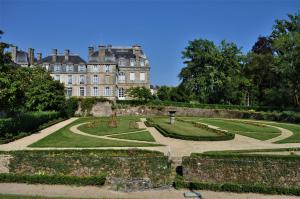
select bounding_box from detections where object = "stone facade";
[11,44,151,100]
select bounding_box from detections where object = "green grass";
[77,116,143,136]
[151,117,220,137]
[179,117,281,140]
[30,117,159,148]
[110,130,156,142]
[255,122,300,144]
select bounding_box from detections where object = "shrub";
[61,97,78,117]
[79,97,112,114]
[0,111,61,143]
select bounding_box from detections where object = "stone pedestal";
[168,110,176,125]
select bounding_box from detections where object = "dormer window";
[130,59,135,67]
[119,58,126,66]
[66,65,73,72]
[79,65,86,72]
[54,65,60,72]
[140,60,145,67]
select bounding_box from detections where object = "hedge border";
[202,147,300,155]
[0,117,66,144]
[145,118,235,141]
[0,173,106,186]
[174,176,300,196]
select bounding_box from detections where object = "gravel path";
[0,183,298,199]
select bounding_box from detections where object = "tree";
[179,39,246,104]
[157,86,172,101]
[126,87,153,101]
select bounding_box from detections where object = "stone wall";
[0,150,172,191]
[182,155,300,189]
[115,105,246,118]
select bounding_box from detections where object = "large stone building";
[11,44,151,100]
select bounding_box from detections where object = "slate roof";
[38,55,86,64]
[88,47,145,64]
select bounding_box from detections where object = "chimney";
[37,53,42,61]
[11,45,18,62]
[98,45,105,62]
[132,44,141,66]
[88,46,94,58]
[28,48,34,66]
[52,49,57,62]
[108,44,112,53]
[64,49,70,62]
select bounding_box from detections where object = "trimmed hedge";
[175,180,300,196]
[145,118,235,141]
[0,111,61,143]
[0,173,106,186]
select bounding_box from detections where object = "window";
[54,65,60,72]
[68,75,72,84]
[105,76,110,84]
[79,75,85,84]
[118,72,125,82]
[66,87,72,97]
[79,65,86,72]
[130,59,135,67]
[129,72,135,81]
[118,88,124,98]
[92,65,98,72]
[140,60,145,67]
[54,75,60,81]
[93,75,99,84]
[105,87,111,96]
[140,72,145,81]
[118,58,126,66]
[66,65,73,72]
[92,87,98,96]
[79,87,85,96]
[105,65,110,73]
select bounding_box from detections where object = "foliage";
[126,87,153,101]
[61,97,79,118]
[2,150,171,188]
[0,111,61,143]
[0,173,106,186]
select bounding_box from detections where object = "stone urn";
[168,110,177,125]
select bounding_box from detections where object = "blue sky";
[0,0,299,86]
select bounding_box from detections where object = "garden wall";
[0,150,172,191]
[181,153,300,194]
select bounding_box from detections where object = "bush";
[0,173,106,186]
[61,97,78,117]
[0,111,61,143]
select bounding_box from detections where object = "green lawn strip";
[109,130,156,142]
[78,116,143,136]
[185,118,281,140]
[151,117,219,137]
[29,117,160,148]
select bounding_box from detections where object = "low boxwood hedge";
[145,118,235,141]
[0,173,106,186]
[177,181,300,196]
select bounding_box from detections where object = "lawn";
[256,122,300,144]
[151,117,220,137]
[109,130,156,142]
[78,116,144,136]
[179,117,281,140]
[30,117,159,148]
